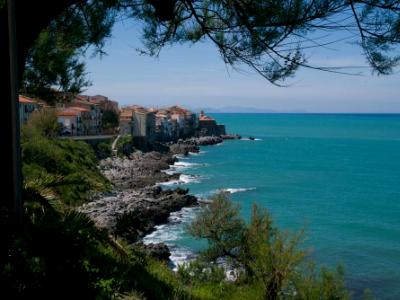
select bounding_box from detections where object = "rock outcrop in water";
[169,136,223,155]
[79,186,196,241]
[221,134,241,140]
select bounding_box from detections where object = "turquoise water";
[145,114,400,299]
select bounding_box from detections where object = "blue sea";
[144,114,400,299]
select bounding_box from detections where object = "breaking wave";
[165,161,207,175]
[143,206,202,271]
[219,187,256,194]
[158,174,202,186]
[241,138,262,141]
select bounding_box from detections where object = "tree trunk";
[0,0,81,214]
[0,1,21,215]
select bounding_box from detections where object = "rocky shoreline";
[79,135,224,260]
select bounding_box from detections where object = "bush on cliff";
[184,193,350,300]
[21,111,111,206]
[117,135,134,156]
[102,109,119,130]
[96,141,113,159]
[22,108,61,138]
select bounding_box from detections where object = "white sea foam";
[168,246,198,271]
[180,174,201,184]
[143,206,202,270]
[174,161,200,167]
[143,224,181,243]
[143,203,244,275]
[173,154,188,159]
[165,161,207,175]
[195,187,256,201]
[163,169,177,175]
[143,207,198,244]
[158,179,181,186]
[158,174,202,186]
[220,187,256,194]
[241,138,262,141]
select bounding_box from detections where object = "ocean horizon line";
[207,111,400,115]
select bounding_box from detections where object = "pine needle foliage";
[187,193,351,300]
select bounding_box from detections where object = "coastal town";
[19,92,240,262]
[19,93,229,150]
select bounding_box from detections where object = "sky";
[84,19,400,113]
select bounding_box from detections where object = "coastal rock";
[80,136,224,245]
[168,136,223,155]
[136,242,171,261]
[169,143,199,155]
[98,151,178,188]
[192,136,223,145]
[221,134,241,140]
[79,187,197,241]
[172,136,223,148]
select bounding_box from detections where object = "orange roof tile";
[57,109,80,117]
[199,115,215,121]
[68,106,90,112]
[120,111,133,118]
[19,95,39,104]
[75,95,89,101]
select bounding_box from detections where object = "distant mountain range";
[191,106,308,114]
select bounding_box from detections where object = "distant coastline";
[204,111,400,114]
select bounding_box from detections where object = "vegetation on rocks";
[21,110,111,206]
[182,193,351,300]
[102,109,119,130]
[117,135,135,156]
[94,141,113,160]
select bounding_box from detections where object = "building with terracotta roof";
[86,94,119,113]
[113,103,225,146]
[19,95,41,124]
[57,95,103,135]
[198,111,226,136]
[57,107,91,136]
[131,108,156,150]
[155,112,173,141]
[119,109,133,135]
[165,105,197,139]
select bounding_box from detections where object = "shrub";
[21,108,61,138]
[187,193,350,300]
[21,132,111,206]
[117,135,134,156]
[95,142,112,159]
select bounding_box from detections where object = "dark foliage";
[20,0,117,103]
[102,109,119,130]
